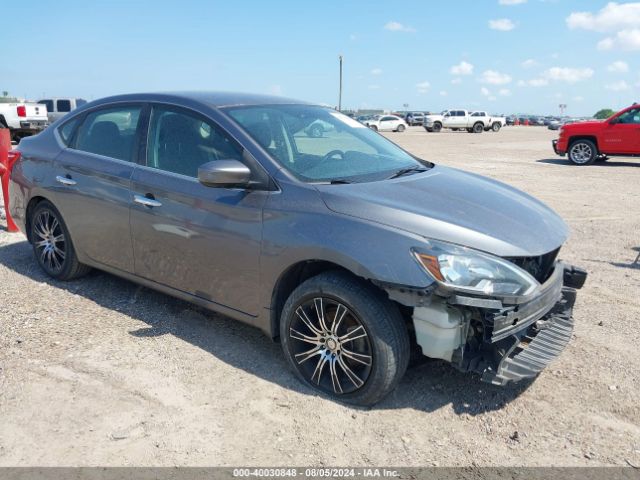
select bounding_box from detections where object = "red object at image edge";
[0,129,20,232]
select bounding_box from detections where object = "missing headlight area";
[505,247,561,284]
[406,261,583,385]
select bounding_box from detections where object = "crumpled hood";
[316,165,568,257]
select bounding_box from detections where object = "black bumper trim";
[483,287,576,385]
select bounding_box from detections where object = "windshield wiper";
[388,166,429,179]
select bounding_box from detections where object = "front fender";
[259,182,435,317]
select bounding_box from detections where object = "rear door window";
[74,106,142,162]
[57,100,72,113]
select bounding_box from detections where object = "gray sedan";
[9,92,586,405]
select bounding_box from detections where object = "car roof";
[85,91,312,109]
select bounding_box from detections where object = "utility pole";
[338,55,343,112]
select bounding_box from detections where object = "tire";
[370,125,378,131]
[432,122,442,132]
[472,122,484,133]
[29,200,91,280]
[568,139,597,165]
[280,271,410,406]
[425,127,433,133]
[491,122,501,132]
[308,124,323,138]
[396,124,406,132]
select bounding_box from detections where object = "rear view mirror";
[198,160,251,187]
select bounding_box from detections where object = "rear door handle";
[55,175,77,186]
[134,194,162,208]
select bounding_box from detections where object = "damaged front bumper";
[386,261,587,385]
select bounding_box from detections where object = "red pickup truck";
[553,104,640,165]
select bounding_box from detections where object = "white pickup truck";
[0,102,49,141]
[424,109,505,133]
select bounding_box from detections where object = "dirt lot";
[1,126,639,467]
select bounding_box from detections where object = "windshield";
[225,104,428,183]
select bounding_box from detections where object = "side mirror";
[198,160,251,188]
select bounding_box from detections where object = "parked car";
[424,109,505,133]
[0,101,49,142]
[506,116,517,126]
[405,111,425,126]
[37,97,87,123]
[364,114,407,132]
[548,120,561,130]
[9,92,586,405]
[553,104,640,165]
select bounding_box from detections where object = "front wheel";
[369,125,378,131]
[568,139,597,165]
[432,122,442,132]
[396,124,406,132]
[280,272,410,406]
[29,200,91,280]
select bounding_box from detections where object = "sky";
[2,0,640,116]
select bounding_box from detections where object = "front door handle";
[55,175,77,186]
[134,194,162,208]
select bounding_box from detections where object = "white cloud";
[518,78,549,87]
[545,67,594,83]
[499,0,527,5]
[440,90,448,96]
[605,80,630,91]
[416,81,430,93]
[598,29,640,51]
[568,3,640,51]
[370,68,383,75]
[481,87,491,96]
[450,61,474,75]
[567,2,640,32]
[384,21,416,32]
[480,70,512,85]
[489,18,516,31]
[368,84,380,90]
[607,60,629,72]
[521,59,538,68]
[451,77,463,85]
[499,88,512,96]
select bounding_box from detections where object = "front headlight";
[414,240,540,296]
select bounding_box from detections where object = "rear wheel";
[432,122,442,132]
[491,122,501,132]
[29,201,91,280]
[473,122,484,133]
[568,139,597,165]
[280,272,410,406]
[396,124,406,132]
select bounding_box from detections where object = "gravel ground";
[0,126,639,467]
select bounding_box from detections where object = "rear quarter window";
[58,117,80,146]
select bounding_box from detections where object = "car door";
[601,107,640,154]
[52,103,144,272]
[129,104,267,315]
[378,116,394,131]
